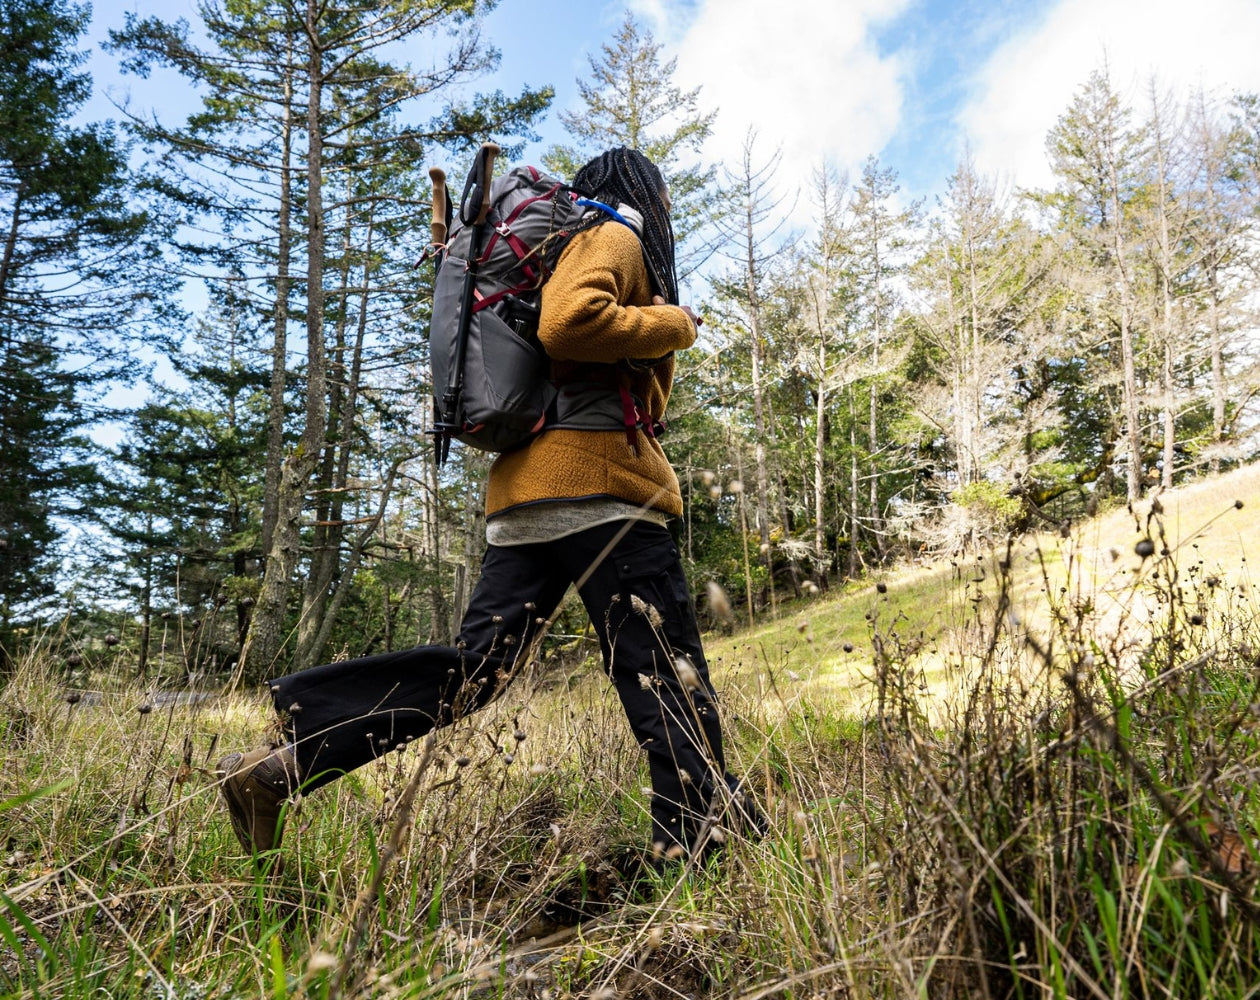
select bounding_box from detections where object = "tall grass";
[3,487,1260,997]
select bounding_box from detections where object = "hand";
[653,295,703,328]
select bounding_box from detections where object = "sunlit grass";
[3,464,1260,997]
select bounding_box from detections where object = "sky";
[84,0,1260,214]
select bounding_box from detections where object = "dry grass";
[3,466,1260,997]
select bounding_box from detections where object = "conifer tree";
[545,12,718,277]
[1045,68,1149,503]
[113,0,551,680]
[0,0,169,650]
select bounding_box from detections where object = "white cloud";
[962,0,1260,192]
[663,0,914,202]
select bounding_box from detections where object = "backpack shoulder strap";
[572,199,667,301]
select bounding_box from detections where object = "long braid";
[568,148,679,304]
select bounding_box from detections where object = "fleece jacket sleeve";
[538,222,695,363]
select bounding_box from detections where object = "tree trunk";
[296,194,373,665]
[1209,262,1225,474]
[261,50,296,560]
[236,6,328,684]
[1107,140,1143,504]
[814,339,826,568]
[848,385,862,579]
[744,191,772,566]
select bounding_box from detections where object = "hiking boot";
[216,745,299,855]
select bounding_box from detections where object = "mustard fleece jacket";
[485,220,697,518]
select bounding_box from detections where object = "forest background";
[4,0,1260,684]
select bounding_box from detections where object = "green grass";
[3,465,1260,998]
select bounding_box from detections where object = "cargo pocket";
[611,527,690,633]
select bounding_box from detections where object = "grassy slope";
[707,463,1260,715]
[3,465,1259,998]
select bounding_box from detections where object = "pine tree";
[0,0,168,650]
[1045,68,1150,503]
[545,12,718,277]
[112,0,552,680]
[849,157,920,562]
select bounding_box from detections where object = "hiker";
[217,147,760,864]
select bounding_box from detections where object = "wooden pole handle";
[474,142,500,226]
[429,167,447,245]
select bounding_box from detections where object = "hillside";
[3,467,1259,999]
[708,463,1260,714]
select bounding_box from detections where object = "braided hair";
[570,147,679,305]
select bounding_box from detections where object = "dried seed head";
[674,655,702,691]
[104,634,120,647]
[455,756,471,768]
[65,691,81,705]
[706,580,733,622]
[876,582,888,594]
[802,580,819,595]
[1236,500,1245,510]
[796,618,809,634]
[513,730,527,742]
[646,926,664,951]
[138,703,152,715]
[709,485,722,499]
[843,643,854,653]
[1135,538,1156,558]
[678,768,693,786]
[728,479,744,494]
[630,594,663,627]
[665,844,686,861]
[307,952,339,972]
[700,469,716,486]
[638,673,653,691]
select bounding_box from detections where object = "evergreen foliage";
[0,0,170,652]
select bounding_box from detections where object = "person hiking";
[217,147,761,865]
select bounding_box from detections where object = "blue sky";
[84,0,1260,208]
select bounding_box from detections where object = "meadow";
[3,467,1260,998]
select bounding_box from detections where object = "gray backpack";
[427,160,585,459]
[426,148,666,463]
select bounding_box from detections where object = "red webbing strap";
[618,383,639,454]
[615,374,663,453]
[476,183,563,265]
[471,277,537,314]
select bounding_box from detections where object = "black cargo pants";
[270,519,735,854]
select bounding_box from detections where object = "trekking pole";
[437,140,499,464]
[429,166,448,253]
[427,167,450,466]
